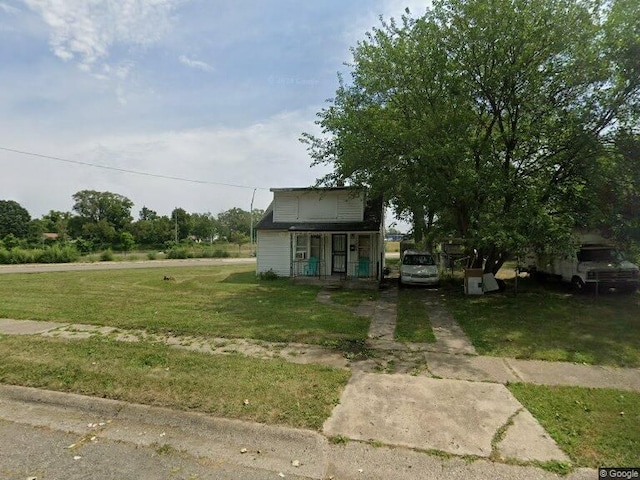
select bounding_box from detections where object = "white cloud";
[178,55,214,72]
[22,0,182,72]
[0,2,20,14]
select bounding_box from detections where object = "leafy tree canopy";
[0,200,31,238]
[303,0,640,273]
[72,190,133,231]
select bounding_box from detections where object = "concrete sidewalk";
[0,384,595,480]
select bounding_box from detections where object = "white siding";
[336,192,364,220]
[274,190,364,223]
[273,194,299,222]
[298,193,337,220]
[256,231,291,277]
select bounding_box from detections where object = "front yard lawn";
[444,278,640,367]
[509,383,640,468]
[0,265,370,345]
[0,335,349,430]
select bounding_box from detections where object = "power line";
[0,145,267,191]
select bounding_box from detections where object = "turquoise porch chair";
[304,256,319,276]
[358,257,370,278]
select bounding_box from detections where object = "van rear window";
[403,254,435,266]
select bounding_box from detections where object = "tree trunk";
[412,206,427,244]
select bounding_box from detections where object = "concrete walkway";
[324,289,570,464]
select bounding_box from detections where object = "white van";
[400,250,439,286]
[527,233,639,293]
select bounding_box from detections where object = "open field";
[509,383,640,468]
[0,335,349,430]
[444,276,640,367]
[0,265,371,345]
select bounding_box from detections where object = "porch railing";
[293,258,326,278]
[347,259,376,279]
[292,258,377,280]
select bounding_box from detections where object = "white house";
[255,187,385,282]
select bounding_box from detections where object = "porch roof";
[256,195,383,232]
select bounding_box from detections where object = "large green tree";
[303,0,640,273]
[217,207,251,241]
[72,190,133,231]
[170,208,191,242]
[190,212,218,243]
[0,200,31,238]
[71,190,133,247]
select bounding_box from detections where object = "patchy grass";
[395,288,436,343]
[0,335,349,430]
[443,277,640,367]
[509,383,640,468]
[329,289,379,307]
[0,266,370,345]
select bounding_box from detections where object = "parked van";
[527,233,639,293]
[399,250,439,286]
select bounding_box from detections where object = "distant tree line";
[0,190,264,262]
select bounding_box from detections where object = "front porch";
[290,231,383,284]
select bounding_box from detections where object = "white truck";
[527,233,639,293]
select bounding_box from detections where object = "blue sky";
[0,0,428,224]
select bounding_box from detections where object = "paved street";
[0,257,255,274]
[0,385,596,480]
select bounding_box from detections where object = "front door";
[332,234,347,274]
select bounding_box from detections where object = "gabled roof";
[256,194,383,232]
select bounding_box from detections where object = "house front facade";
[255,187,384,283]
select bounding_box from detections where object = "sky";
[0,0,430,226]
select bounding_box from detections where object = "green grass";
[509,383,640,468]
[0,335,349,430]
[444,278,640,367]
[385,241,400,253]
[329,289,379,307]
[395,288,437,343]
[0,265,370,345]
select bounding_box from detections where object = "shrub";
[147,252,157,260]
[0,247,38,264]
[1,234,23,250]
[74,239,94,254]
[166,247,190,259]
[36,245,80,263]
[259,269,279,280]
[100,249,114,262]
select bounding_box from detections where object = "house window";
[295,234,308,260]
[358,235,371,258]
[310,235,321,260]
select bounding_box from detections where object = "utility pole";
[174,208,178,243]
[250,188,256,256]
